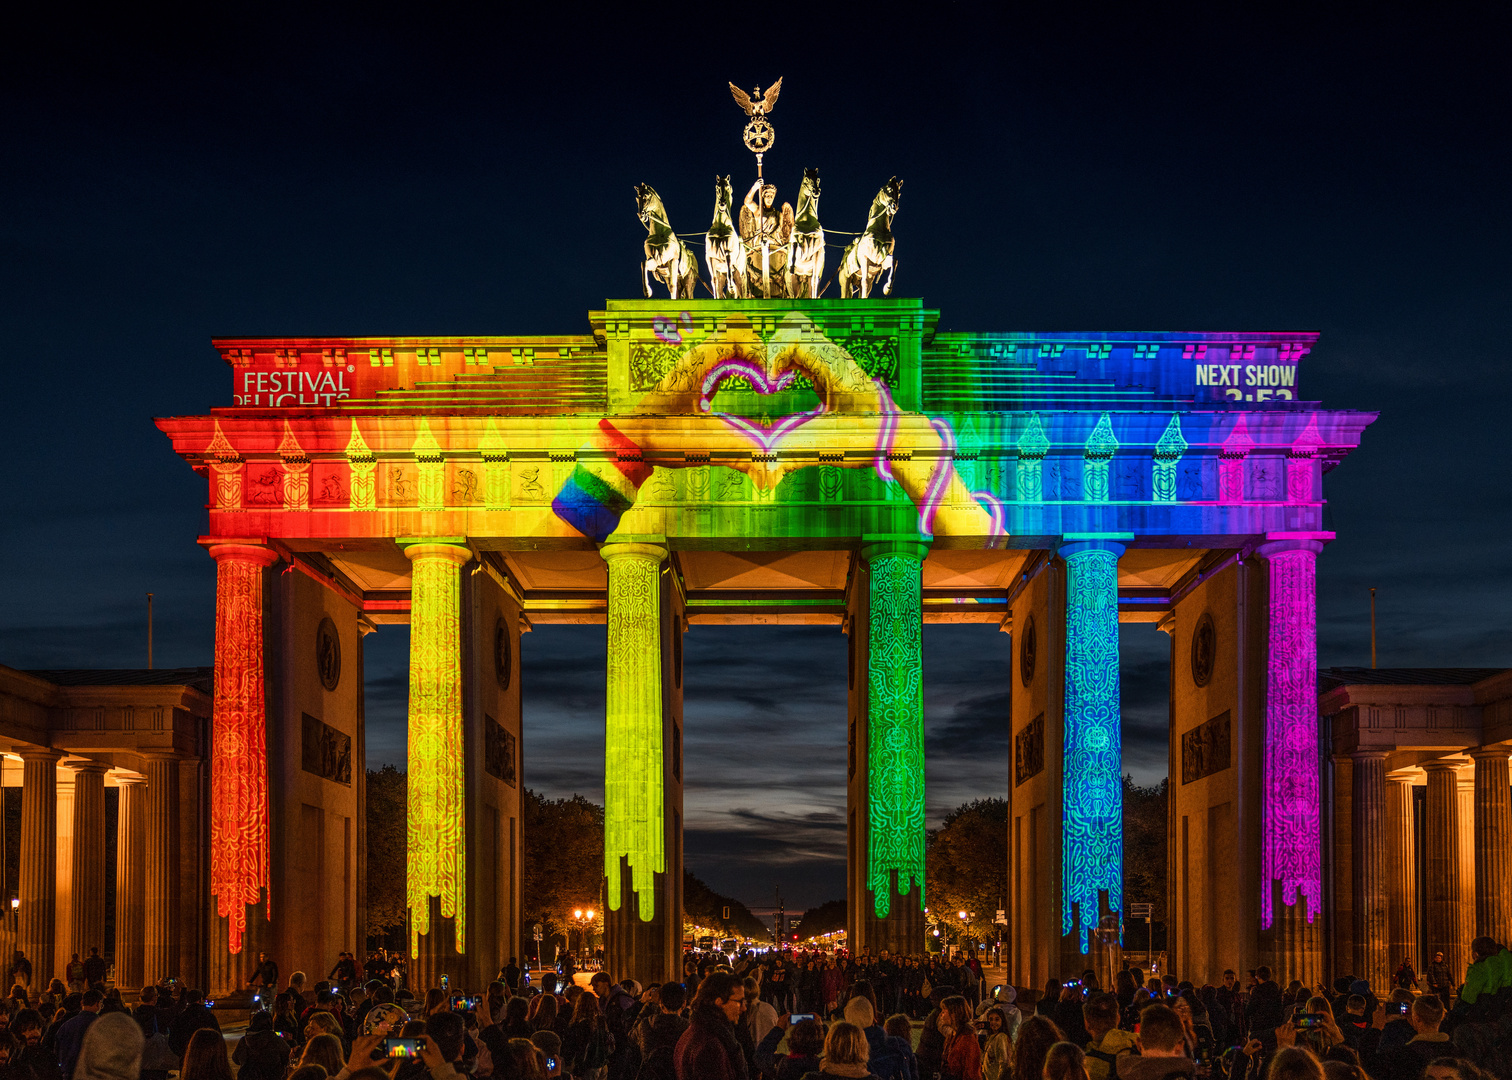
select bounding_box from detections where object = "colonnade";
[9,753,179,990]
[1347,751,1512,991]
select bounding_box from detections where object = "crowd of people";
[2,934,1510,1080]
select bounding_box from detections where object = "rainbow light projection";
[1061,540,1124,952]
[1260,540,1323,927]
[208,543,278,954]
[405,542,470,956]
[602,544,666,920]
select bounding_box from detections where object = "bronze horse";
[704,175,748,299]
[635,184,701,300]
[839,176,902,299]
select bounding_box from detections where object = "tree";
[522,788,605,946]
[1123,774,1168,920]
[366,765,407,939]
[683,870,769,940]
[796,899,847,940]
[926,797,1008,943]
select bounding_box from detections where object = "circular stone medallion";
[494,616,512,691]
[1191,611,1216,688]
[316,617,341,692]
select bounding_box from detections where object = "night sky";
[2,8,1507,912]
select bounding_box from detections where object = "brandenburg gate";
[154,295,1376,990]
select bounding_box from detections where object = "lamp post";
[572,908,596,964]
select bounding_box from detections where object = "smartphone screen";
[1295,1013,1324,1029]
[383,1038,425,1058]
[790,1014,815,1023]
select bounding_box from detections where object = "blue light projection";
[1061,540,1124,953]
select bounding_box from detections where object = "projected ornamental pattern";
[1061,542,1125,952]
[156,295,1376,984]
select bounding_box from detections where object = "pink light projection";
[918,418,956,535]
[1260,539,1324,927]
[697,357,796,409]
[873,379,901,483]
[718,406,827,455]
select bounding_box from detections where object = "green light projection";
[602,543,667,921]
[865,542,927,917]
[404,542,470,957]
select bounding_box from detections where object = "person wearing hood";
[1115,1006,1193,1080]
[1455,937,1512,1019]
[231,1012,290,1080]
[1081,995,1136,1080]
[71,1013,142,1080]
[977,987,1022,1042]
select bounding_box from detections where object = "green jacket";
[1460,947,1512,1005]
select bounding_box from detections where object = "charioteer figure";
[739,179,793,298]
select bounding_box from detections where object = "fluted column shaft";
[1385,777,1418,974]
[68,764,108,964]
[1472,751,1512,942]
[207,542,278,956]
[17,751,63,990]
[1351,752,1389,993]
[114,778,146,991]
[1058,540,1124,956]
[403,540,471,991]
[143,755,180,984]
[1423,761,1463,979]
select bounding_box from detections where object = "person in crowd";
[1082,994,1136,1080]
[753,1014,823,1080]
[1336,996,1369,1052]
[80,951,106,992]
[628,981,689,1080]
[1375,996,1451,1080]
[232,1010,291,1080]
[980,1006,1013,1080]
[393,1013,467,1080]
[1456,937,1512,1019]
[744,977,780,1049]
[936,995,983,1080]
[1264,1047,1325,1080]
[70,1012,142,1080]
[1426,954,1455,1007]
[563,988,609,1080]
[179,1028,233,1080]
[14,1008,61,1080]
[166,990,220,1058]
[9,953,32,996]
[1117,1005,1192,1080]
[296,1033,344,1075]
[63,958,85,997]
[840,996,909,1080]
[328,952,358,986]
[55,989,103,1080]
[1037,984,1062,1020]
[882,1015,918,1080]
[1012,1016,1064,1080]
[288,972,309,1001]
[1394,959,1419,991]
[1423,1058,1494,1080]
[803,1021,876,1080]
[497,997,534,1042]
[1053,987,1091,1049]
[530,994,559,1035]
[673,970,747,1080]
[502,958,523,993]
[1043,1044,1089,1080]
[248,951,279,1000]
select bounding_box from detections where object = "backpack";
[636,1041,677,1080]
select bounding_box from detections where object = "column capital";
[1257,538,1325,559]
[204,541,279,568]
[599,541,667,565]
[13,748,63,764]
[66,760,109,776]
[1422,757,1467,774]
[400,539,472,565]
[1351,750,1390,762]
[1470,747,1512,762]
[860,537,929,565]
[1058,538,1125,560]
[114,774,147,787]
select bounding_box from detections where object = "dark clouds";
[1,6,1508,910]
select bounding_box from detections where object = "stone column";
[142,754,180,985]
[17,750,63,989]
[67,763,108,964]
[1471,750,1512,942]
[403,541,472,991]
[1257,539,1324,986]
[1384,775,1418,976]
[1058,540,1124,960]
[1351,752,1389,993]
[1458,769,1476,953]
[206,542,278,956]
[860,540,929,954]
[601,542,676,982]
[1422,760,1463,979]
[113,777,147,992]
